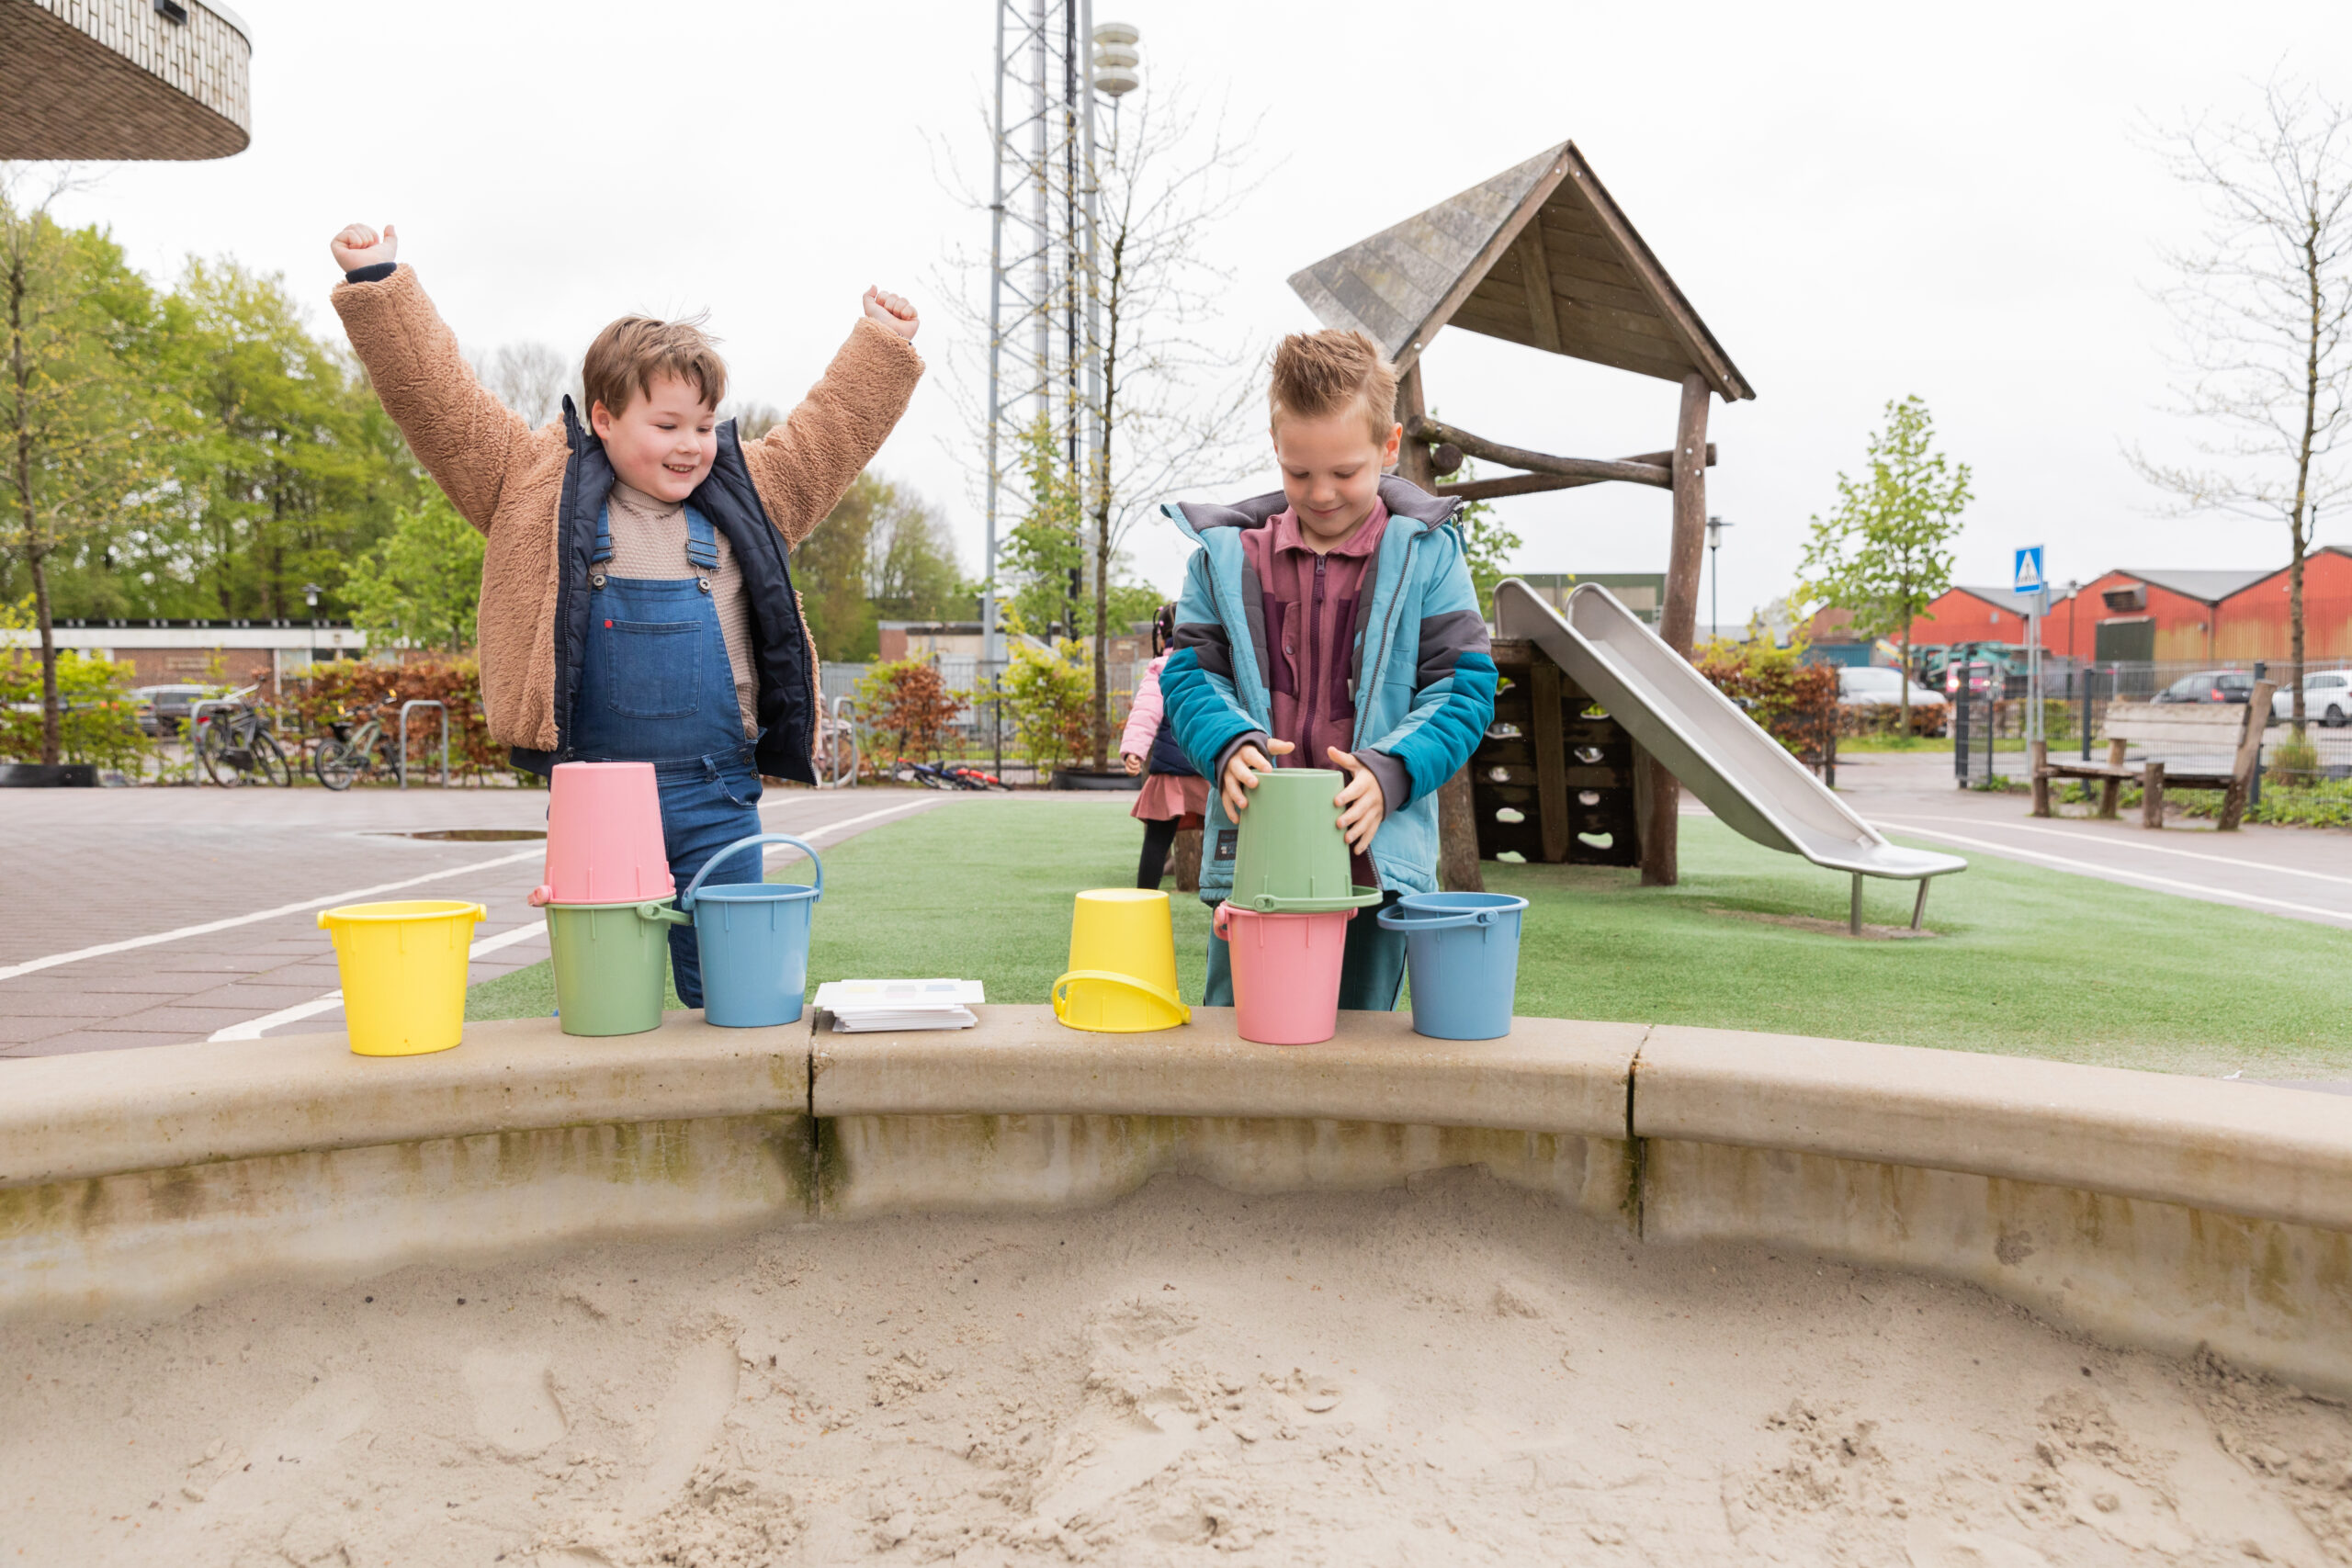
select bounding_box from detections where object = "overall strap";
[684,506,720,573]
[592,503,615,567]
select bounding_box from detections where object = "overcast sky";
[51,0,2352,626]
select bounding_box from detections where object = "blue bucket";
[680,832,823,1029]
[1376,892,1530,1041]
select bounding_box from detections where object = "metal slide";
[1493,579,1965,931]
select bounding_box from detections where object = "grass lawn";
[470,798,2351,1078]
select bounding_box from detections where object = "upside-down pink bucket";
[529,761,673,907]
[1213,901,1354,1045]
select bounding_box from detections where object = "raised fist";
[862,286,919,342]
[330,222,398,273]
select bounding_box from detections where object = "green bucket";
[1229,767,1384,913]
[547,898,688,1037]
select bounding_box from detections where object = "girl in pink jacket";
[1121,604,1211,887]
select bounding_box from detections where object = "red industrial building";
[1896,552,2352,666]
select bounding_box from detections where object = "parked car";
[2272,671,2352,727]
[2154,671,2256,705]
[1838,666,1949,736]
[129,683,217,737]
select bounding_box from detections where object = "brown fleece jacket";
[330,265,922,761]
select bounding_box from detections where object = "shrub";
[1695,637,1841,764]
[1001,638,1093,772]
[0,647,153,771]
[855,657,963,766]
[284,659,512,784]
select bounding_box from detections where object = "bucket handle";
[1051,969,1192,1027]
[679,832,824,910]
[1238,886,1385,914]
[639,900,692,926]
[1375,906,1508,933]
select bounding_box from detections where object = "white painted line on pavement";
[0,848,547,984]
[1870,812,2352,888]
[1875,824,2352,923]
[201,795,942,1041]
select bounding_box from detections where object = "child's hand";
[330,222,397,272]
[863,287,919,341]
[1328,747,1385,852]
[1122,751,1144,776]
[1220,739,1294,816]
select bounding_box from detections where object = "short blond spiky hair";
[1268,329,1398,444]
[582,315,728,419]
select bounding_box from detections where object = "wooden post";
[2029,739,2050,818]
[2139,761,2165,830]
[1172,828,1202,893]
[2098,737,2125,820]
[1531,659,1569,863]
[1401,361,1487,893]
[1642,371,1712,886]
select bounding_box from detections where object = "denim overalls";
[571,502,764,1007]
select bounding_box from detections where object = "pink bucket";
[528,761,674,908]
[1214,901,1354,1045]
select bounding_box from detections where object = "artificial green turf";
[469,798,2351,1077]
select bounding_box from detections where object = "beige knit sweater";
[331,265,922,760]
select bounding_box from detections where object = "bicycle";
[313,701,402,791]
[192,687,293,788]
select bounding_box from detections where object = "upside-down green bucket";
[546,898,687,1037]
[1228,767,1383,914]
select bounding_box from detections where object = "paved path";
[1827,751,2352,928]
[0,784,952,1056]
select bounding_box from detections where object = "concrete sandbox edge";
[2,1007,2346,1392]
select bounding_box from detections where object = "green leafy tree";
[0,594,150,770]
[343,486,482,652]
[1001,633,1095,772]
[1432,456,1524,615]
[793,469,971,662]
[0,172,171,764]
[1799,395,1972,734]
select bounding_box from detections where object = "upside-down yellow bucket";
[1052,888,1191,1032]
[317,899,485,1056]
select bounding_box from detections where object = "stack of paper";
[812,979,984,1032]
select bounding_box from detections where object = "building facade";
[1,0,253,159]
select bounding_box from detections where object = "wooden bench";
[2030,682,2274,829]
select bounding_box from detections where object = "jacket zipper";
[1302,553,1327,766]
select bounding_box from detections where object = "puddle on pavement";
[370,829,547,842]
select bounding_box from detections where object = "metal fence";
[818,654,1154,776]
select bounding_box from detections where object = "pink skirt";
[1133,771,1208,822]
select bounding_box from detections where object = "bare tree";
[929,79,1267,765]
[473,340,573,430]
[2134,81,2352,734]
[1074,85,1266,765]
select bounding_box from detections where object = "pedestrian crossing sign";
[2014,547,2045,594]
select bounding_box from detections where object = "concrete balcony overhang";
[0,0,252,160]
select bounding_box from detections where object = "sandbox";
[4,1009,2350,1563]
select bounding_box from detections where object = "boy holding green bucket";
[1159,330,1498,1010]
[324,223,922,1006]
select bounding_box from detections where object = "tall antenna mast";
[982,3,1139,667]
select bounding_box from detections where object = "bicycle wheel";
[196,719,244,787]
[253,732,293,787]
[314,739,363,791]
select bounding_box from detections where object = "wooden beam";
[1433,444,1716,501]
[1395,361,1436,490]
[1511,222,1563,354]
[1408,415,1670,488]
[1642,371,1713,887]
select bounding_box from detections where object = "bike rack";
[819,695,860,789]
[398,700,449,789]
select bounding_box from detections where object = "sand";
[4,1168,2349,1566]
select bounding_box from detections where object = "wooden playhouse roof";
[1288,141,1754,401]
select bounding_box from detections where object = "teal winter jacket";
[1158,476,1498,904]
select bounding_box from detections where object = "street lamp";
[1704,516,1734,639]
[301,583,320,676]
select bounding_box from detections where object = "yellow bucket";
[1052,888,1191,1032]
[316,899,485,1057]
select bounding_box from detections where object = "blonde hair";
[581,315,728,418]
[1268,329,1398,443]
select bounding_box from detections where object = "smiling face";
[591,374,718,502]
[1272,402,1405,551]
